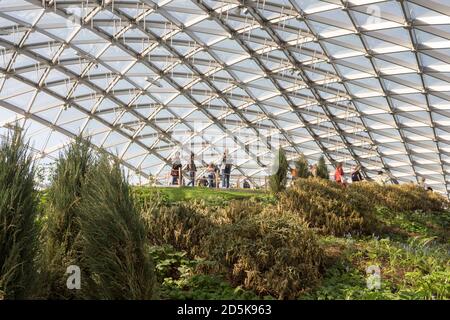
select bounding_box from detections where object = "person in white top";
[418,177,428,190]
[374,170,389,185]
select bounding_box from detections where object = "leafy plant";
[39,137,94,299]
[316,155,329,180]
[205,205,323,299]
[79,155,157,299]
[280,178,379,235]
[348,182,448,213]
[143,201,214,257]
[295,153,310,178]
[269,148,288,193]
[0,128,39,299]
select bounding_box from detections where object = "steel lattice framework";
[1,0,450,193]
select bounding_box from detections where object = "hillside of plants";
[1,131,449,300]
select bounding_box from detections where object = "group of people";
[334,162,391,186]
[170,151,233,188]
[334,163,366,185]
[172,151,433,191]
[333,163,433,191]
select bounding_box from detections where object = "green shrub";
[347,182,449,213]
[143,200,324,299]
[149,245,261,300]
[316,155,329,179]
[205,202,324,299]
[269,148,288,193]
[143,201,214,257]
[0,129,39,299]
[79,156,156,299]
[39,137,94,299]
[295,153,310,179]
[280,178,378,235]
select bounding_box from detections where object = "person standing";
[170,151,182,186]
[310,164,318,178]
[418,177,428,190]
[375,170,389,185]
[334,162,345,186]
[351,165,363,182]
[186,152,197,187]
[291,167,298,181]
[221,151,232,188]
[207,163,216,188]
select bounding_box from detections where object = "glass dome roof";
[1,0,450,194]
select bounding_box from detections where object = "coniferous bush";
[205,201,323,299]
[316,155,329,179]
[143,200,324,299]
[79,155,156,299]
[0,128,39,299]
[295,153,310,178]
[279,178,378,235]
[269,148,288,193]
[347,182,449,213]
[143,201,214,257]
[40,137,94,299]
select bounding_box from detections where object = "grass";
[133,186,274,206]
[140,186,449,300]
[35,183,450,300]
[376,207,450,243]
[301,234,449,300]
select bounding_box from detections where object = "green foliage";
[376,207,450,243]
[269,148,288,193]
[133,186,272,209]
[316,155,329,180]
[39,137,94,299]
[302,235,450,300]
[295,154,310,178]
[79,156,156,299]
[348,182,449,213]
[205,203,324,299]
[143,200,324,299]
[149,245,262,300]
[280,178,379,235]
[0,128,39,299]
[143,201,214,257]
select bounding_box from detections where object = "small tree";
[295,153,310,178]
[0,128,39,299]
[316,155,329,180]
[40,136,94,299]
[79,155,156,299]
[269,148,288,193]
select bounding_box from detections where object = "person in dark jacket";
[220,151,232,188]
[186,152,197,187]
[351,165,363,182]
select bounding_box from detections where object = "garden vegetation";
[0,132,448,300]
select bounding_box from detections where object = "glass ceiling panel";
[1,0,450,194]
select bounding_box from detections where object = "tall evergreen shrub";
[295,153,310,178]
[316,155,330,180]
[0,128,39,299]
[40,137,94,298]
[269,148,288,193]
[79,155,156,299]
